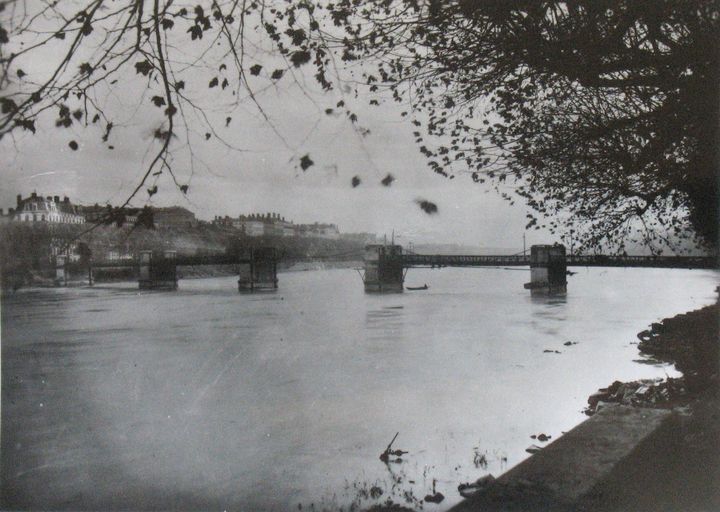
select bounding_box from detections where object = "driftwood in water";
[379,432,408,463]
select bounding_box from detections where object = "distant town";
[1,192,377,242]
[0,192,379,282]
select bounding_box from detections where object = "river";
[1,266,717,511]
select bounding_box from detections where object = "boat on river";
[406,284,428,291]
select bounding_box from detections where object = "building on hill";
[212,212,296,237]
[152,206,197,228]
[298,222,340,240]
[12,193,85,224]
[79,204,142,225]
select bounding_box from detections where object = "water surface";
[2,267,717,510]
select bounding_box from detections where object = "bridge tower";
[138,250,178,290]
[238,247,278,292]
[525,244,567,295]
[363,244,404,293]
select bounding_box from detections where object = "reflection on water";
[1,267,717,511]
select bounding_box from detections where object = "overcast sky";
[0,6,552,250]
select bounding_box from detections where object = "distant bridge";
[54,244,716,294]
[401,253,716,269]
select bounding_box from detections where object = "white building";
[13,193,85,224]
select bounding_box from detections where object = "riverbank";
[442,300,719,512]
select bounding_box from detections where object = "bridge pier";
[55,255,68,286]
[363,244,404,293]
[525,244,567,295]
[238,247,278,292]
[138,250,178,290]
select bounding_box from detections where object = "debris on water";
[424,492,444,503]
[526,444,543,454]
[380,432,408,463]
[537,433,551,442]
[473,448,488,469]
[369,486,384,499]
[458,474,495,498]
[563,341,579,346]
[543,349,561,354]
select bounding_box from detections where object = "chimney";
[8,208,14,214]
[16,194,21,206]
[46,196,52,201]
[0,208,4,215]
[54,195,60,203]
[63,196,69,203]
[31,192,37,198]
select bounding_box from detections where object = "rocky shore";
[584,302,719,416]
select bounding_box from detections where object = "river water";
[1,267,717,511]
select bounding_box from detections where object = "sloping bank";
[443,301,719,512]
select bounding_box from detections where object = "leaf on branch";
[416,199,438,215]
[180,184,189,194]
[147,185,158,197]
[351,176,361,187]
[102,122,113,142]
[14,119,35,133]
[16,69,26,78]
[135,60,153,76]
[165,105,177,117]
[299,154,314,171]
[151,95,166,107]
[270,69,285,80]
[72,109,83,120]
[290,50,311,67]
[0,98,17,114]
[175,80,185,90]
[161,18,174,30]
[92,113,100,123]
[53,31,65,40]
[0,27,8,44]
[325,108,334,115]
[219,63,227,71]
[153,127,171,140]
[221,78,229,89]
[209,77,219,88]
[205,133,211,140]
[81,20,93,36]
[225,116,232,127]
[188,24,203,40]
[68,140,79,151]
[249,64,262,76]
[381,173,395,186]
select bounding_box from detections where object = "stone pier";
[238,247,278,292]
[54,255,68,286]
[363,244,405,293]
[525,244,567,295]
[138,250,178,290]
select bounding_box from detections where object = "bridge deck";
[401,254,716,269]
[67,253,716,270]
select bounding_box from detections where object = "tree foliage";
[319,0,719,252]
[1,0,718,252]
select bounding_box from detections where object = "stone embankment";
[446,301,719,512]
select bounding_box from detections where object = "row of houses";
[2,193,377,243]
[211,213,343,240]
